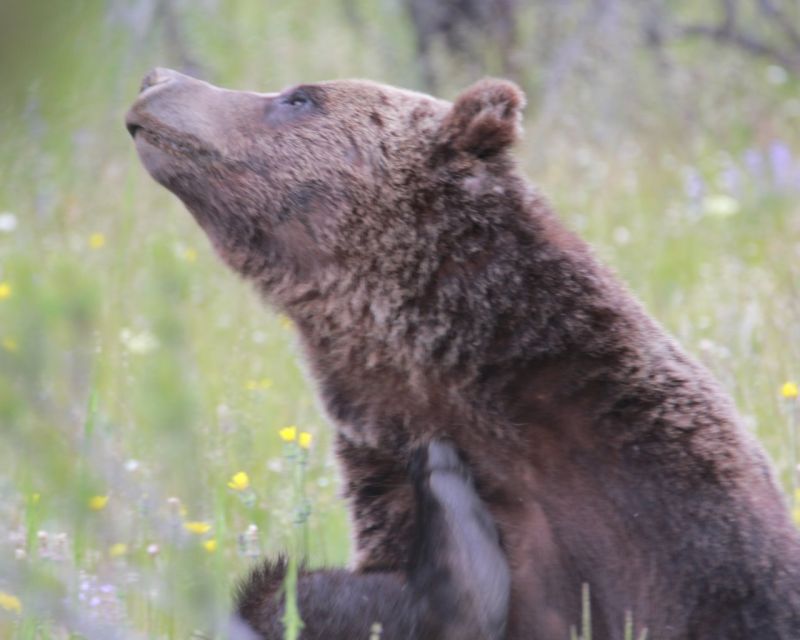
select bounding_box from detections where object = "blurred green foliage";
[0,0,798,637]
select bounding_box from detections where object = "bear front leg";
[408,440,510,640]
[335,431,417,571]
[234,440,509,640]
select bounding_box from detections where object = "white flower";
[0,212,17,233]
[766,65,788,86]
[120,328,159,354]
[703,194,740,218]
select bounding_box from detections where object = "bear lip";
[136,127,196,158]
[126,113,219,162]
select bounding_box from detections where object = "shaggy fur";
[127,68,800,639]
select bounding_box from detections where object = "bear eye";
[284,91,311,108]
[265,86,321,126]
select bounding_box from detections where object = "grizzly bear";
[127,68,800,639]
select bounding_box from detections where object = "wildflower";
[89,495,109,511]
[0,282,11,299]
[0,590,22,614]
[782,381,799,399]
[108,543,127,558]
[743,149,764,177]
[612,226,630,246]
[29,493,40,505]
[167,496,187,517]
[278,314,293,330]
[227,471,250,491]
[146,543,160,557]
[0,212,18,233]
[767,65,788,86]
[245,378,273,391]
[120,328,158,355]
[203,539,218,553]
[769,141,793,188]
[183,247,198,263]
[299,432,313,449]
[279,425,297,442]
[52,533,69,562]
[702,194,740,218]
[238,524,260,557]
[2,337,18,352]
[683,169,704,203]
[89,232,106,249]
[184,521,211,535]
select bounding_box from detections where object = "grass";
[0,1,799,637]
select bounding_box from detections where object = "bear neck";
[267,169,670,411]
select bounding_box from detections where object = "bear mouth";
[127,124,206,159]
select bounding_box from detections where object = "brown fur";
[127,69,800,639]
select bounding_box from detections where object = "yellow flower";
[203,539,218,553]
[184,521,211,535]
[278,314,293,330]
[227,471,250,491]
[279,425,297,442]
[89,495,109,511]
[299,432,313,449]
[183,247,198,263]
[89,232,106,249]
[0,282,11,299]
[109,543,127,558]
[782,381,799,399]
[2,337,18,352]
[246,378,273,391]
[0,590,22,614]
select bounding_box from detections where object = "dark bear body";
[127,69,800,639]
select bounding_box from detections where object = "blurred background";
[0,0,798,637]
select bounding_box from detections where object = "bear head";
[126,70,526,304]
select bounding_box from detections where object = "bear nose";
[139,67,185,93]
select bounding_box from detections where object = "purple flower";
[768,141,794,188]
[720,164,741,195]
[684,169,704,203]
[743,149,764,178]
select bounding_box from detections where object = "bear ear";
[437,78,526,159]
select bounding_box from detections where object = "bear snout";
[125,68,229,166]
[139,67,182,94]
[126,68,210,137]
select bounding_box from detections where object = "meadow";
[0,1,799,638]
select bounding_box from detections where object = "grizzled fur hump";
[234,555,288,629]
[438,77,525,159]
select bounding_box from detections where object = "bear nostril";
[139,68,180,94]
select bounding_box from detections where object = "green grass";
[1,1,799,637]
